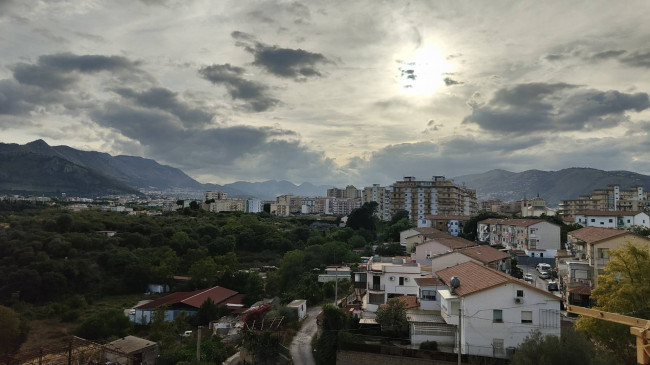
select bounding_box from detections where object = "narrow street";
[289,305,322,365]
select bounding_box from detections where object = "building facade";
[559,184,649,217]
[390,176,478,228]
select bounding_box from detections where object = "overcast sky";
[1,0,650,187]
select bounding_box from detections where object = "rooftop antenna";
[450,276,461,294]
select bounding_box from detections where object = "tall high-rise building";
[389,176,478,227]
[363,184,392,221]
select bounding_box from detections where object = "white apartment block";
[246,198,263,213]
[477,218,560,255]
[437,262,561,359]
[574,210,650,229]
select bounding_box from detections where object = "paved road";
[290,305,322,365]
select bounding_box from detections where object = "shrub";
[419,340,438,351]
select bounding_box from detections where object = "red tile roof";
[567,285,591,296]
[414,277,444,286]
[135,286,240,310]
[428,237,476,250]
[568,227,629,244]
[458,245,510,264]
[435,261,558,300]
[413,227,452,238]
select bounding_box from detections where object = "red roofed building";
[435,261,560,359]
[132,286,245,324]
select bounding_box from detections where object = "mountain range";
[453,168,650,206]
[0,140,330,199]
[2,140,650,204]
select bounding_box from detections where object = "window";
[591,218,595,222]
[628,219,631,223]
[421,289,436,301]
[399,277,405,285]
[608,219,613,223]
[516,290,524,297]
[521,311,533,323]
[599,248,610,259]
[493,310,503,323]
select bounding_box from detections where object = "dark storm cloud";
[0,79,70,116]
[231,31,329,80]
[112,87,215,126]
[89,102,337,181]
[198,63,278,112]
[11,53,141,90]
[591,50,626,60]
[443,77,462,86]
[463,83,650,135]
[620,50,650,68]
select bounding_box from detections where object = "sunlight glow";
[398,46,452,96]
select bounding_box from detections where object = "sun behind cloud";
[398,46,451,96]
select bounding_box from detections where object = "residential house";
[424,214,472,237]
[426,245,510,273]
[400,227,451,253]
[132,286,245,324]
[407,311,457,348]
[477,218,560,257]
[414,276,446,311]
[567,227,650,288]
[104,336,157,365]
[287,299,307,320]
[436,261,561,359]
[363,256,422,312]
[574,210,650,229]
[412,236,476,266]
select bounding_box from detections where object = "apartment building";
[559,184,649,217]
[362,184,392,221]
[574,210,650,229]
[204,191,228,202]
[327,185,361,199]
[390,176,478,228]
[207,199,244,213]
[424,214,471,236]
[477,218,560,256]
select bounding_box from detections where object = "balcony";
[369,284,385,292]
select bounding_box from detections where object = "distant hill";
[453,167,650,206]
[0,140,330,199]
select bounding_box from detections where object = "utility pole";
[334,267,339,306]
[196,326,202,363]
[457,308,462,365]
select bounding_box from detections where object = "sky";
[1,0,650,187]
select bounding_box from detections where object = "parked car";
[547,282,559,291]
[524,273,534,282]
[539,271,550,279]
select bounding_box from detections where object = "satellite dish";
[450,276,461,289]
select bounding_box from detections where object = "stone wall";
[336,350,460,365]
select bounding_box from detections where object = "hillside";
[454,167,650,206]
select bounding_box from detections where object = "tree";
[461,211,507,241]
[375,298,409,338]
[314,304,349,365]
[575,243,650,365]
[0,305,22,354]
[188,257,221,288]
[196,298,220,326]
[375,243,405,257]
[243,330,280,365]
[346,202,377,231]
[390,209,409,224]
[628,224,650,237]
[75,308,132,342]
[511,329,608,365]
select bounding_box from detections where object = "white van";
[536,263,551,273]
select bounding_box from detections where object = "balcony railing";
[370,284,385,292]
